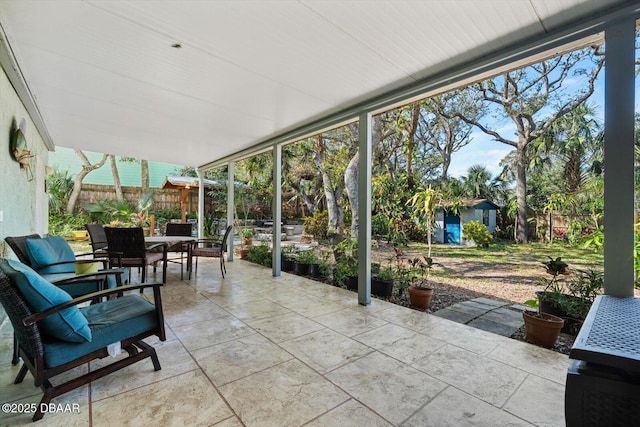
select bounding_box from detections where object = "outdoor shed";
[434,199,500,245]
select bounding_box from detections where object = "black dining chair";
[165,223,193,279]
[104,227,168,283]
[85,223,108,257]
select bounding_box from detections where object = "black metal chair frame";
[164,223,193,280]
[0,271,165,422]
[190,226,232,279]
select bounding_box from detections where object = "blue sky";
[447,58,638,180]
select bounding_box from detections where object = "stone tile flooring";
[0,259,570,426]
[433,297,528,337]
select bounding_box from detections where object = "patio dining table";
[145,235,196,279]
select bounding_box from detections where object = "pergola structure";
[161,175,216,223]
[0,1,638,305]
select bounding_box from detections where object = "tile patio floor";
[0,259,570,426]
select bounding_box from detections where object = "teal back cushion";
[1,259,91,343]
[25,236,75,274]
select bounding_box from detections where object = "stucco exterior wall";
[0,64,49,259]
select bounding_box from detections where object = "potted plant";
[371,261,394,297]
[310,251,331,279]
[405,256,435,309]
[522,257,566,347]
[294,250,318,276]
[529,258,602,334]
[241,228,254,246]
[281,245,298,272]
[333,254,358,289]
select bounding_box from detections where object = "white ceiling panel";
[0,0,633,167]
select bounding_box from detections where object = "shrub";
[303,210,328,240]
[245,243,272,267]
[49,211,92,236]
[462,220,493,246]
[371,213,389,238]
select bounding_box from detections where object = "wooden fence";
[79,184,214,215]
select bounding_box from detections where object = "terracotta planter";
[243,237,254,246]
[408,286,434,309]
[522,311,564,348]
[239,248,248,259]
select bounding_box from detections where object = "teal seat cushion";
[25,236,75,274]
[43,295,157,368]
[0,259,91,343]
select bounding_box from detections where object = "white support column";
[272,144,282,276]
[603,17,636,296]
[357,112,372,305]
[227,162,235,261]
[197,168,204,239]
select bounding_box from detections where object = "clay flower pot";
[408,286,434,309]
[522,311,564,348]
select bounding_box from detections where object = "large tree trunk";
[515,143,528,243]
[405,103,420,187]
[109,155,124,201]
[312,135,344,239]
[141,160,150,191]
[344,150,359,237]
[67,150,108,213]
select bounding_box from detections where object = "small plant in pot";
[281,245,298,272]
[241,228,254,246]
[527,258,602,335]
[404,256,435,309]
[522,257,566,348]
[309,251,330,279]
[371,261,394,297]
[333,254,358,289]
[294,250,318,276]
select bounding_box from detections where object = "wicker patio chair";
[104,227,168,283]
[190,226,232,279]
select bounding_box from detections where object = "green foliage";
[85,199,134,225]
[296,250,318,265]
[371,212,389,238]
[49,211,92,236]
[535,256,602,320]
[580,226,603,251]
[332,254,358,287]
[303,210,328,240]
[241,228,254,238]
[395,255,433,290]
[281,245,299,260]
[47,169,74,215]
[462,220,493,247]
[245,243,272,267]
[201,212,218,238]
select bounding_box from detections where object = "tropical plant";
[47,169,74,215]
[407,185,444,257]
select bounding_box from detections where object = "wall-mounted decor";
[10,118,33,180]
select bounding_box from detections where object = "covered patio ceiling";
[0,0,632,169]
